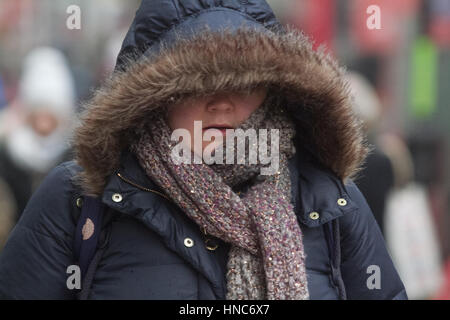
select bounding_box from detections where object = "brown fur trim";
[73,25,370,196]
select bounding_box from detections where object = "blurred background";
[0,0,449,300]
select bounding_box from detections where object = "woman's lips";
[202,125,233,136]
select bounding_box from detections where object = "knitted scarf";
[130,94,309,300]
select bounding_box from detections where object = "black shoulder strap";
[73,196,110,299]
[73,196,105,277]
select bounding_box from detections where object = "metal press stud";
[337,198,347,206]
[309,211,320,220]
[112,193,123,203]
[184,238,194,248]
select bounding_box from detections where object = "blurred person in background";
[346,71,395,236]
[381,134,443,299]
[0,46,76,225]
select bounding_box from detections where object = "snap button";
[337,198,347,206]
[112,193,123,202]
[309,211,320,220]
[205,238,219,251]
[76,197,83,208]
[184,238,194,248]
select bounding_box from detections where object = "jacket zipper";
[116,172,171,201]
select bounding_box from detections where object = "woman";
[0,0,407,300]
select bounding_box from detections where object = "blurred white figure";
[0,47,76,225]
[381,134,443,299]
[4,46,76,173]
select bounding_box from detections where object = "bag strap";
[73,196,108,299]
[77,223,111,300]
[324,218,347,300]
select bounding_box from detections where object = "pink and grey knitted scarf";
[130,94,309,300]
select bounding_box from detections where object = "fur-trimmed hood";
[73,1,369,197]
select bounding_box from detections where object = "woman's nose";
[206,94,234,113]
